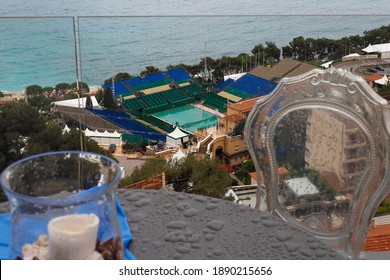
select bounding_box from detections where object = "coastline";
[1,87,101,97]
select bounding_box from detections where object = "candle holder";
[0,151,123,260]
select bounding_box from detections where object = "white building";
[362,43,390,59]
[284,177,319,198]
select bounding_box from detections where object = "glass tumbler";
[0,151,123,260]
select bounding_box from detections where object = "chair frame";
[245,68,390,259]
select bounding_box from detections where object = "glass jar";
[0,151,123,260]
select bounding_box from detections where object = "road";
[115,156,146,178]
[334,59,390,77]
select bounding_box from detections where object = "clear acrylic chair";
[245,68,390,259]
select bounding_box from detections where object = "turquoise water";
[154,105,219,132]
[1,1,390,91]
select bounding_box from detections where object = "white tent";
[224,72,246,81]
[53,96,101,109]
[362,44,378,53]
[362,43,390,59]
[62,124,71,134]
[172,149,186,163]
[166,126,189,147]
[375,74,389,86]
[84,128,122,145]
[342,53,360,61]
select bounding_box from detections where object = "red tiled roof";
[364,74,383,82]
[227,97,263,113]
[225,114,246,122]
[365,224,390,252]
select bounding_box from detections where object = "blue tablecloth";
[0,197,135,260]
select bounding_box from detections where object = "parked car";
[366,68,377,73]
[108,144,116,153]
[375,65,384,71]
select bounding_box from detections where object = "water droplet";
[262,219,280,227]
[127,193,146,202]
[276,231,293,242]
[194,197,207,203]
[284,241,301,252]
[213,249,223,256]
[164,231,181,242]
[167,221,188,229]
[308,242,320,250]
[300,249,312,257]
[176,202,191,211]
[204,234,215,241]
[135,199,151,207]
[183,208,199,217]
[173,253,183,259]
[176,246,191,254]
[188,234,202,243]
[191,244,202,249]
[315,250,327,258]
[206,220,224,231]
[206,203,218,210]
[129,213,144,223]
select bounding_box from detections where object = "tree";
[378,82,390,97]
[140,66,161,76]
[264,41,281,63]
[42,86,55,97]
[0,103,46,172]
[60,128,115,160]
[103,87,117,109]
[251,43,265,56]
[70,81,90,94]
[242,159,255,172]
[25,84,43,96]
[0,91,4,98]
[104,72,135,84]
[95,88,104,104]
[120,155,231,199]
[86,95,93,108]
[55,83,70,96]
[27,94,53,113]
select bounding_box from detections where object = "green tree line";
[103,24,390,85]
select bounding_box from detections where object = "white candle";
[47,214,99,260]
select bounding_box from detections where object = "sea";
[1,0,390,92]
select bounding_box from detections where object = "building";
[204,59,318,166]
[207,97,264,166]
[362,43,390,59]
[304,109,368,193]
[84,128,122,146]
[364,73,384,90]
[249,59,318,82]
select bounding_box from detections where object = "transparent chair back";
[245,68,390,259]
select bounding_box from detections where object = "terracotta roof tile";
[225,114,246,122]
[365,224,390,252]
[228,97,263,112]
[364,74,383,82]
